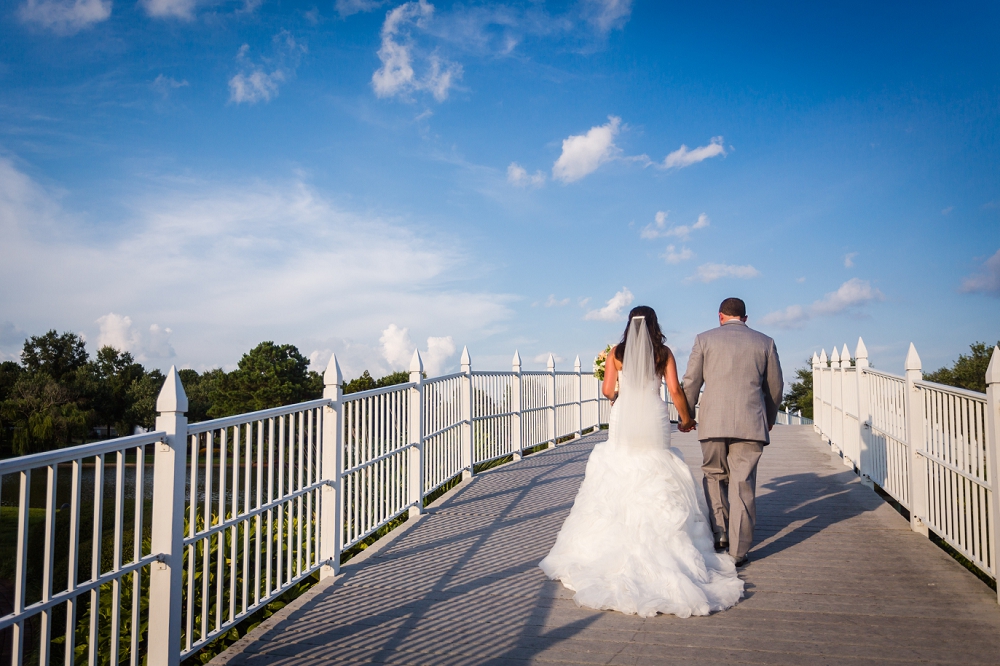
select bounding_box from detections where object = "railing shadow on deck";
[229,439,605,664]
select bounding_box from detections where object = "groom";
[682,297,783,567]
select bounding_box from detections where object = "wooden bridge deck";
[216,426,1000,665]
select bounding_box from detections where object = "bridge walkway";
[215,426,1000,665]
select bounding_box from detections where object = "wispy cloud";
[372,1,462,102]
[659,136,726,170]
[96,313,176,361]
[686,263,760,283]
[960,249,1000,297]
[844,252,858,268]
[545,295,569,307]
[140,0,196,20]
[552,116,621,183]
[152,74,189,98]
[662,245,693,264]
[507,162,546,187]
[0,156,514,371]
[19,0,110,34]
[941,206,954,215]
[641,211,709,240]
[336,0,387,18]
[533,352,563,365]
[229,31,306,105]
[584,287,633,321]
[582,0,632,32]
[760,278,885,329]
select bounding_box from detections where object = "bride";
[539,306,744,618]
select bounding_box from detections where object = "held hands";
[678,419,697,433]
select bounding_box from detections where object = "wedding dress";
[539,317,744,618]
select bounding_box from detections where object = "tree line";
[0,330,409,459]
[780,340,999,420]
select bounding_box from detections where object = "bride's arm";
[602,345,620,400]
[664,349,696,431]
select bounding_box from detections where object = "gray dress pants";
[700,439,764,559]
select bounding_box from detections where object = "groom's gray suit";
[682,319,783,560]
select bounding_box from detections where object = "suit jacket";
[682,320,783,444]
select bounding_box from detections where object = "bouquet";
[594,344,613,380]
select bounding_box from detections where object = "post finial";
[812,352,820,367]
[324,353,343,386]
[461,345,471,373]
[905,343,922,372]
[409,349,424,374]
[831,347,841,364]
[841,344,851,367]
[986,346,1000,386]
[855,337,868,361]
[820,349,828,365]
[547,353,555,371]
[512,350,521,372]
[574,355,581,372]
[156,365,188,414]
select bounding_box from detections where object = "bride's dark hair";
[614,305,669,374]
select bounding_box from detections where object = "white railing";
[0,347,611,666]
[813,339,1000,600]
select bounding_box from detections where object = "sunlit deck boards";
[215,426,1000,665]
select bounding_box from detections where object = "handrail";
[0,430,165,474]
[187,397,330,434]
[915,379,988,401]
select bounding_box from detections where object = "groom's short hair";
[719,297,746,318]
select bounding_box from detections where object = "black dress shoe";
[734,555,749,568]
[713,532,729,552]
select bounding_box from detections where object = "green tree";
[80,346,148,437]
[1,373,88,455]
[782,363,813,419]
[0,361,26,453]
[924,341,1000,394]
[179,368,226,423]
[21,330,89,382]
[342,370,412,395]
[208,342,321,418]
[124,368,166,431]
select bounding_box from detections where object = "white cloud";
[507,162,546,187]
[533,352,564,365]
[545,295,569,307]
[760,278,885,329]
[229,32,305,105]
[641,211,709,240]
[942,206,954,215]
[583,0,632,32]
[552,116,621,183]
[18,0,110,34]
[336,0,387,17]
[380,324,456,375]
[584,287,633,321]
[96,313,176,361]
[152,74,189,98]
[140,0,195,20]
[686,263,760,283]
[844,252,858,268]
[660,136,726,170]
[372,1,462,102]
[959,249,1000,297]
[577,297,590,307]
[0,156,514,372]
[662,245,693,264]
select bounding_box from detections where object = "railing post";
[147,367,188,666]
[905,343,929,536]
[840,343,853,468]
[812,352,821,434]
[511,351,522,461]
[819,349,829,438]
[408,351,424,516]
[574,355,583,438]
[831,347,842,453]
[547,354,557,448]
[320,354,343,578]
[984,346,1000,603]
[855,337,874,489]
[461,346,474,478]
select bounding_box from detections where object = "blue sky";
[1,0,998,384]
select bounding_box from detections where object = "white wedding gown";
[539,318,744,618]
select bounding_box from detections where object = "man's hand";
[678,419,697,433]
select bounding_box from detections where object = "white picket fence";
[813,339,1000,600]
[0,345,812,666]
